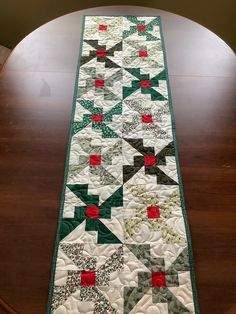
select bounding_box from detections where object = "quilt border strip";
[46,15,199,314]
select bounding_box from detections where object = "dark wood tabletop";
[0,6,236,314]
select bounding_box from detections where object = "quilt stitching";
[48,16,198,314]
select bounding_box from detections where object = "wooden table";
[0,6,235,314]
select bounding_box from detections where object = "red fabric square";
[144,155,156,166]
[80,271,96,286]
[95,79,105,87]
[140,80,150,89]
[141,115,153,123]
[147,206,160,218]
[138,25,146,31]
[139,50,148,57]
[89,155,101,165]
[152,272,166,287]
[97,50,106,57]
[86,205,99,218]
[92,114,103,122]
[98,24,107,31]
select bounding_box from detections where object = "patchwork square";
[123,67,168,101]
[98,24,107,31]
[123,40,164,68]
[73,99,122,138]
[81,271,96,286]
[84,16,123,41]
[144,155,156,166]
[147,206,161,218]
[122,99,172,140]
[86,206,100,218]
[123,16,161,41]
[152,272,166,287]
[78,67,123,100]
[81,40,122,68]
[68,136,123,186]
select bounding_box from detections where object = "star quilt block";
[123,17,161,41]
[78,67,123,100]
[123,40,164,69]
[84,16,123,41]
[123,68,168,101]
[73,99,123,138]
[81,40,123,68]
[68,136,123,186]
[122,99,172,139]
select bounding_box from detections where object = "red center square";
[98,24,107,31]
[152,272,166,287]
[144,155,156,166]
[86,205,99,218]
[138,25,146,31]
[97,50,106,57]
[92,114,103,122]
[139,50,148,57]
[147,206,160,218]
[141,115,153,123]
[140,80,150,89]
[95,79,105,87]
[80,271,96,286]
[89,155,101,165]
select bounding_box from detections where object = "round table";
[0,6,235,314]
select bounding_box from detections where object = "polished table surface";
[0,6,236,314]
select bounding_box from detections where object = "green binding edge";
[46,14,200,314]
[46,15,86,314]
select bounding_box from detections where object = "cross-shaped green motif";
[60,184,123,243]
[73,99,122,137]
[124,245,190,314]
[123,16,160,41]
[123,68,167,101]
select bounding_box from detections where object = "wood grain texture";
[0,6,235,314]
[0,1,236,51]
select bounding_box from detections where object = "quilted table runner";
[48,16,198,314]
